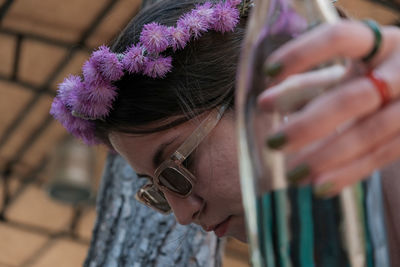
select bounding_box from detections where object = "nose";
[163,191,203,225]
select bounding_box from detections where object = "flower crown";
[50,0,252,145]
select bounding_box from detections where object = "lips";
[202,216,232,236]
[213,216,232,238]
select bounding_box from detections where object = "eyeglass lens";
[158,167,192,195]
[140,188,171,212]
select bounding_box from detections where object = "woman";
[51,0,400,246]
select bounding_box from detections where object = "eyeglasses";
[135,104,228,214]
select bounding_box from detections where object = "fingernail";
[264,62,283,77]
[266,132,287,149]
[313,182,334,198]
[286,164,311,184]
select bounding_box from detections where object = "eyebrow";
[153,139,174,167]
[136,137,178,178]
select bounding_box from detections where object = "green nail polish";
[264,62,283,77]
[266,132,287,149]
[287,164,311,184]
[313,182,334,198]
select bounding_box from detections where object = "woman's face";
[109,110,247,242]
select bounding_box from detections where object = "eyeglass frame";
[135,103,229,214]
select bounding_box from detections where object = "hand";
[258,20,400,197]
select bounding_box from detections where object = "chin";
[226,216,247,243]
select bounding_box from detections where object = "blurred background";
[0,0,398,266]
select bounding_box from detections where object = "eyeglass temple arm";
[172,105,228,162]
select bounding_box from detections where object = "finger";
[258,64,347,112]
[312,131,400,197]
[289,99,400,176]
[264,21,400,80]
[267,48,400,152]
[268,76,381,152]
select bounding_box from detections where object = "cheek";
[195,140,241,201]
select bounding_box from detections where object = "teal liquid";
[256,186,314,267]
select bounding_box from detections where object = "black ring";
[362,19,382,63]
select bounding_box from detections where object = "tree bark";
[84,153,223,267]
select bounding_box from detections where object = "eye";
[182,154,195,170]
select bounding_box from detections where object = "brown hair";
[94,0,248,145]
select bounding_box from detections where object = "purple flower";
[75,127,100,145]
[177,10,210,39]
[140,22,170,54]
[212,2,240,33]
[58,75,83,108]
[73,98,110,120]
[50,97,71,126]
[168,26,190,51]
[50,97,97,145]
[82,52,123,87]
[143,56,172,78]
[227,0,242,7]
[68,118,99,145]
[193,2,216,26]
[73,82,118,119]
[90,45,124,81]
[122,44,147,73]
[82,59,104,87]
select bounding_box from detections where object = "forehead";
[108,117,202,174]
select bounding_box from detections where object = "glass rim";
[155,160,196,197]
[135,183,172,214]
[153,104,228,196]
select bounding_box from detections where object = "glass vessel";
[236,0,390,266]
